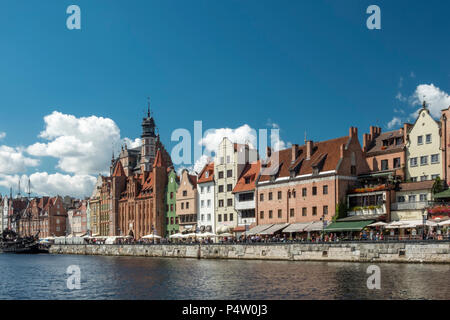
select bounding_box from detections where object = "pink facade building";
[256,127,370,226]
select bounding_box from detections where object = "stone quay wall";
[49,241,450,263]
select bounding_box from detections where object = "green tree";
[432,177,444,195]
[333,202,347,222]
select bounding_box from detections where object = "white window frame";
[431,154,439,164]
[417,135,423,145]
[420,156,428,166]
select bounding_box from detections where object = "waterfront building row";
[82,101,450,239]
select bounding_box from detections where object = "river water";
[0,254,448,299]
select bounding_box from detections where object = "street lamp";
[422,208,428,240]
[320,215,327,242]
[152,224,155,245]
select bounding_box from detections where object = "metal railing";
[55,237,450,246]
[391,201,429,210]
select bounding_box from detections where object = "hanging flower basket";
[428,205,450,214]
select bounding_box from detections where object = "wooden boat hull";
[0,241,49,254]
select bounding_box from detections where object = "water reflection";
[0,254,448,300]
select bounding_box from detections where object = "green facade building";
[165,169,179,236]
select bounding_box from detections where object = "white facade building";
[197,162,215,233]
[214,138,258,234]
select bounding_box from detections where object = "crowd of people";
[79,227,450,245]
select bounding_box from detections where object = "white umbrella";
[169,233,183,239]
[185,233,198,237]
[179,233,196,238]
[218,232,234,237]
[197,232,216,238]
[438,220,450,226]
[142,234,161,239]
[385,221,409,229]
[425,220,438,227]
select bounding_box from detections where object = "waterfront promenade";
[50,240,450,264]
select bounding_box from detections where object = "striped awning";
[246,224,273,236]
[259,223,290,235]
[303,221,325,232]
[282,222,313,233]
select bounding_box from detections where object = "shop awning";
[246,224,273,236]
[259,223,290,235]
[433,189,450,199]
[325,220,374,232]
[282,222,313,233]
[303,221,325,232]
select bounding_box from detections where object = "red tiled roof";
[113,161,126,177]
[399,180,434,192]
[233,161,260,193]
[197,162,214,183]
[153,149,163,168]
[142,173,153,191]
[366,130,405,154]
[188,174,198,189]
[259,136,349,182]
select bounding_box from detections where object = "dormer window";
[382,140,389,147]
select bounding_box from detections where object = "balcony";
[235,199,255,211]
[237,217,256,226]
[391,201,428,211]
[347,204,386,216]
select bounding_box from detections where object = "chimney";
[349,126,358,139]
[291,144,298,163]
[306,141,314,160]
[340,143,345,158]
[403,123,409,144]
[370,126,381,139]
[363,133,369,152]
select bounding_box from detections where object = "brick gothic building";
[20,196,67,238]
[109,107,172,238]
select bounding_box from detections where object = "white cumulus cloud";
[0,145,39,174]
[0,132,5,140]
[387,117,402,129]
[411,84,450,118]
[26,111,138,175]
[0,173,97,199]
[190,124,290,174]
[123,137,142,149]
[388,83,450,128]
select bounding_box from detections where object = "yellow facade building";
[406,103,442,182]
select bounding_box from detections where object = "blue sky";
[0,0,449,197]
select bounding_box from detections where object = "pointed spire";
[112,160,126,177]
[147,96,151,118]
[153,148,163,168]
